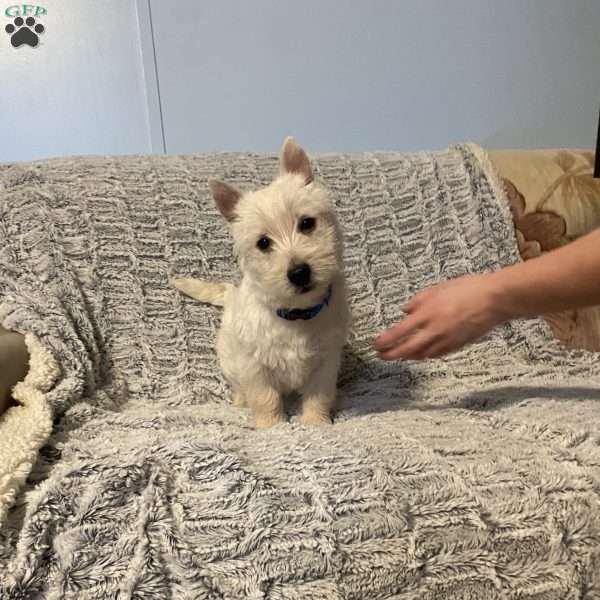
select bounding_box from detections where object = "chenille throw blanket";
[1,146,600,599]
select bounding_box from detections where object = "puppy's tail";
[173,278,232,307]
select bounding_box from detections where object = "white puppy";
[175,137,350,428]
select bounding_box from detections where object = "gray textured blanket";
[1,146,599,599]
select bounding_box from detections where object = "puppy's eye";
[299,217,316,233]
[256,236,271,251]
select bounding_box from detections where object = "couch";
[1,146,599,598]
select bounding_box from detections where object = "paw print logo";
[5,16,45,48]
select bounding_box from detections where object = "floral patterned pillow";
[489,149,600,351]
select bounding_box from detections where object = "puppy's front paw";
[255,411,287,429]
[300,409,333,427]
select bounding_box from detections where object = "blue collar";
[276,286,332,321]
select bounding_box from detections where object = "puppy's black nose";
[287,263,312,288]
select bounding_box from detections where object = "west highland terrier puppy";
[175,137,350,428]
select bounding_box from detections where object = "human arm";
[374,228,600,360]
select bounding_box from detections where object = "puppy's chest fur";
[218,287,348,391]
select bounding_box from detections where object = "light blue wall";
[150,0,600,153]
[0,0,152,162]
[1,1,599,162]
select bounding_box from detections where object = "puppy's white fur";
[175,137,349,428]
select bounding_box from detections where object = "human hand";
[374,274,505,360]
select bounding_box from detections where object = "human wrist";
[482,269,519,325]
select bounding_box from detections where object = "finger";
[376,331,437,361]
[425,343,453,359]
[374,314,426,351]
[400,294,421,314]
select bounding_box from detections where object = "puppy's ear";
[280,136,313,185]
[208,179,242,222]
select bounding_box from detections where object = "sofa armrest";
[0,326,29,415]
